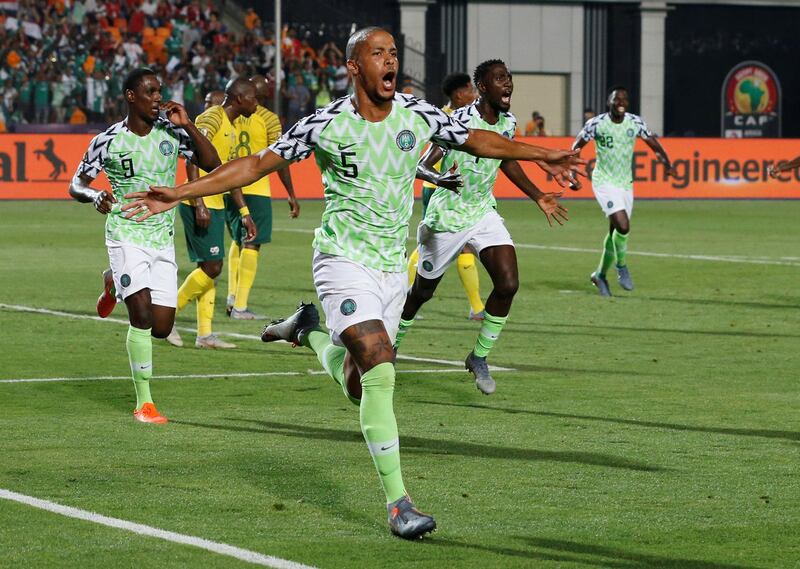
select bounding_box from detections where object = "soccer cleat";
[226,295,235,317]
[617,265,634,291]
[165,325,183,347]
[590,272,612,297]
[96,268,116,318]
[230,308,267,321]
[387,496,436,540]
[195,334,237,349]
[260,302,320,346]
[133,402,168,424]
[465,351,496,395]
[468,309,485,321]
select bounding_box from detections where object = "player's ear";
[346,58,359,77]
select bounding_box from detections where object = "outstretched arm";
[69,173,116,214]
[500,160,568,226]
[643,135,674,177]
[456,129,586,187]
[123,150,290,220]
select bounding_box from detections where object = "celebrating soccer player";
[69,67,221,423]
[393,59,568,395]
[122,28,585,538]
[572,86,674,296]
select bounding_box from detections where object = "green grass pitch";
[0,199,798,568]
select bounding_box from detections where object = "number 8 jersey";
[269,93,470,272]
[577,112,653,191]
[76,118,196,249]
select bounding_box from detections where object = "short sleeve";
[258,106,283,146]
[195,106,223,141]
[631,114,653,139]
[268,98,346,161]
[577,115,602,142]
[75,130,111,179]
[158,117,195,160]
[407,97,469,149]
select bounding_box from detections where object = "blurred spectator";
[524,111,548,136]
[583,107,595,122]
[33,70,50,123]
[332,56,349,98]
[286,71,310,125]
[244,8,260,31]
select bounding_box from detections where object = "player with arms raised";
[572,86,673,296]
[123,28,584,538]
[393,59,568,395]
[69,67,221,423]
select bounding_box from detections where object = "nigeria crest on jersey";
[396,130,416,151]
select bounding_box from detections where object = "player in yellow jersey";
[407,72,486,320]
[166,78,257,348]
[225,74,301,320]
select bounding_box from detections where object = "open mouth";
[500,93,512,106]
[382,71,396,90]
[616,106,626,114]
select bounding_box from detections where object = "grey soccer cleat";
[616,265,634,291]
[195,334,236,349]
[590,272,613,297]
[387,496,437,540]
[260,302,320,345]
[230,308,267,320]
[465,351,496,395]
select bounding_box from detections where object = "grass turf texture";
[0,199,797,569]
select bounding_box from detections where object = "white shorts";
[312,250,406,347]
[106,239,178,308]
[416,209,514,279]
[593,184,634,218]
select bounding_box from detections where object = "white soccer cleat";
[165,325,183,347]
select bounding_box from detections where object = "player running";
[69,67,221,423]
[407,72,485,320]
[122,28,584,538]
[393,59,568,395]
[225,74,301,320]
[572,86,674,296]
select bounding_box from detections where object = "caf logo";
[120,274,131,287]
[396,130,416,152]
[159,140,175,156]
[627,128,634,137]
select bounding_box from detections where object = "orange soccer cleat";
[133,402,169,424]
[96,269,116,318]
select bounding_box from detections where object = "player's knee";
[360,361,395,391]
[151,325,171,339]
[494,275,519,298]
[412,283,436,304]
[200,261,223,280]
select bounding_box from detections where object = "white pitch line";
[273,227,800,267]
[0,488,317,569]
[0,304,513,370]
[0,368,478,384]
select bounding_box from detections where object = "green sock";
[126,325,153,409]
[597,232,616,277]
[612,230,630,267]
[360,362,406,503]
[393,318,415,350]
[303,329,357,405]
[473,311,508,358]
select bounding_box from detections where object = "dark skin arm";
[122,150,290,220]
[643,135,674,176]
[500,160,568,226]
[456,128,585,187]
[185,157,257,241]
[769,155,800,178]
[162,101,220,172]
[276,167,300,218]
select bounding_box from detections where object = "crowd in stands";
[0,0,352,131]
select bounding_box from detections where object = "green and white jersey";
[269,93,470,272]
[424,102,516,232]
[76,117,196,249]
[578,112,652,191]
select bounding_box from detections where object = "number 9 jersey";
[76,117,196,249]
